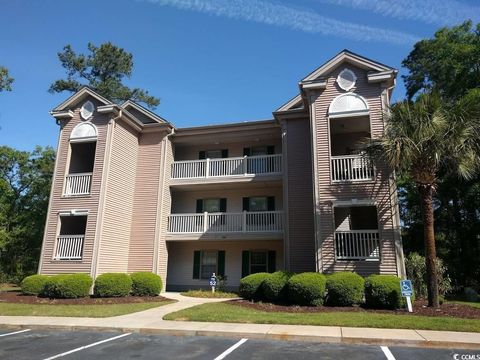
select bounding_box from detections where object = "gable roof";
[52,86,112,111]
[120,100,169,124]
[301,49,395,82]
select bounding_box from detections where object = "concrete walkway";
[1,292,479,349]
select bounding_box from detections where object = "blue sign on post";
[400,280,413,297]
[209,275,217,287]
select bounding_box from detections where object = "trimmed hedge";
[20,275,50,295]
[239,272,271,300]
[365,275,405,309]
[326,272,364,306]
[42,274,93,299]
[262,271,292,302]
[130,272,162,296]
[287,272,327,306]
[94,273,132,297]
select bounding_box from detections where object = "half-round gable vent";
[336,69,357,91]
[329,93,369,118]
[80,101,95,120]
[70,122,98,141]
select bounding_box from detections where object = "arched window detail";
[70,122,97,141]
[328,93,369,118]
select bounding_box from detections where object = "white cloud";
[316,0,480,26]
[143,0,419,45]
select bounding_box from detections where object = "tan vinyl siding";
[166,240,284,290]
[128,132,163,272]
[96,120,139,274]
[39,97,109,275]
[284,118,316,273]
[311,64,398,276]
[156,139,174,286]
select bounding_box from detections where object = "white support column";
[203,211,208,233]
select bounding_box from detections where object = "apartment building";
[38,50,406,290]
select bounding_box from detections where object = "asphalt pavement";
[0,328,478,360]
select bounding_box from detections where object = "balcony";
[64,173,92,196]
[168,211,283,235]
[54,235,84,260]
[334,230,379,260]
[331,155,374,182]
[171,155,282,184]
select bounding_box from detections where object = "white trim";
[332,199,376,207]
[275,94,303,112]
[70,122,98,140]
[50,110,75,119]
[58,209,89,216]
[53,87,111,111]
[121,99,168,124]
[301,80,327,90]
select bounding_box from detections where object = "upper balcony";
[171,154,282,185]
[63,141,96,197]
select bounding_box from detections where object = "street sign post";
[209,273,217,293]
[400,279,413,312]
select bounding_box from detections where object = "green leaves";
[49,42,160,109]
[0,66,13,92]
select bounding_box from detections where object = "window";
[250,251,267,273]
[249,197,268,212]
[201,250,218,279]
[199,149,228,159]
[193,250,225,279]
[204,199,221,213]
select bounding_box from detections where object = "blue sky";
[1,0,478,150]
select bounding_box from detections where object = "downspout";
[152,127,175,278]
[91,109,122,280]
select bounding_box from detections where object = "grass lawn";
[163,302,480,333]
[0,300,175,317]
[181,290,238,299]
[448,301,480,309]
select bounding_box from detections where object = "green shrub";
[364,275,406,309]
[20,275,50,295]
[405,252,452,299]
[325,272,364,306]
[287,272,327,306]
[238,273,270,300]
[130,272,162,296]
[94,273,132,297]
[42,273,93,299]
[262,271,292,302]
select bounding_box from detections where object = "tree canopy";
[0,146,55,282]
[49,42,160,109]
[402,21,480,100]
[0,66,13,92]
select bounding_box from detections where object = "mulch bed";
[227,299,480,320]
[0,291,171,305]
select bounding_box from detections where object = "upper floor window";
[336,68,357,91]
[199,149,228,159]
[329,93,369,119]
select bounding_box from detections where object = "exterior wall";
[39,97,111,275]
[174,139,282,161]
[96,120,139,274]
[156,138,174,286]
[166,239,284,290]
[282,118,316,273]
[309,64,398,275]
[171,186,283,213]
[128,132,164,273]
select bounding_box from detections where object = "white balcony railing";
[54,235,84,260]
[331,155,374,182]
[168,211,283,233]
[334,230,380,260]
[64,173,92,196]
[171,154,282,179]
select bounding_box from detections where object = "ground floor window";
[241,250,276,277]
[193,250,225,279]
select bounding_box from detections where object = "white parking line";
[380,346,396,360]
[0,329,31,337]
[213,338,248,360]
[43,332,131,360]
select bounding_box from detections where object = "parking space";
[0,327,477,360]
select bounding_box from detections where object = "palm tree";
[367,91,480,307]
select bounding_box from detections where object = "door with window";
[244,146,274,173]
[243,196,275,229]
[196,198,227,230]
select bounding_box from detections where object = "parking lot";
[0,328,477,359]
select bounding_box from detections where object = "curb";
[2,323,480,350]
